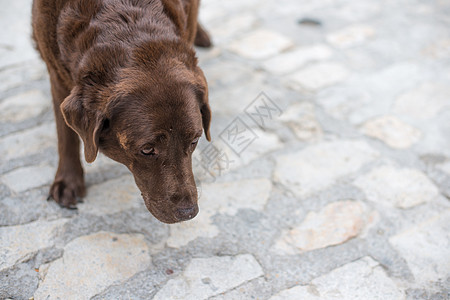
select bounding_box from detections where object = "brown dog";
[32,0,212,223]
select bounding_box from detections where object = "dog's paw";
[195,24,212,48]
[49,174,86,209]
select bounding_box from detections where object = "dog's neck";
[57,0,192,87]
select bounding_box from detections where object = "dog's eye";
[191,137,200,145]
[141,148,155,156]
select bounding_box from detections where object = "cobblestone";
[153,254,263,300]
[354,165,440,209]
[1,0,449,299]
[274,140,379,197]
[0,123,56,162]
[2,164,54,193]
[77,175,141,216]
[0,219,68,272]
[326,24,376,48]
[270,257,405,300]
[0,89,50,123]
[262,45,333,75]
[167,178,272,248]
[389,212,450,287]
[361,115,422,149]
[274,200,375,253]
[287,62,350,91]
[228,29,294,60]
[394,82,450,120]
[279,102,323,141]
[34,232,151,300]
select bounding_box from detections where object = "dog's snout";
[175,205,198,221]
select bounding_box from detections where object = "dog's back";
[32,0,204,90]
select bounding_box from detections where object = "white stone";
[437,161,450,175]
[274,140,379,197]
[318,63,422,125]
[270,257,404,300]
[228,29,294,59]
[361,115,422,149]
[389,211,450,286]
[345,63,421,125]
[0,66,25,92]
[0,123,56,161]
[317,86,372,121]
[0,90,50,123]
[260,0,333,16]
[269,285,317,300]
[422,38,450,59]
[153,254,263,300]
[34,231,151,300]
[226,128,283,170]
[363,63,421,97]
[200,178,272,216]
[330,2,381,23]
[0,61,47,93]
[262,45,333,75]
[344,48,377,70]
[166,214,219,249]
[413,112,450,157]
[78,175,141,216]
[205,76,269,118]
[209,13,257,43]
[353,165,439,208]
[326,25,375,48]
[279,102,323,141]
[275,201,373,252]
[1,164,54,193]
[199,0,259,24]
[0,0,39,69]
[288,62,350,91]
[167,178,272,248]
[196,127,283,179]
[202,60,256,87]
[197,46,222,64]
[413,4,434,15]
[0,219,68,271]
[394,83,450,120]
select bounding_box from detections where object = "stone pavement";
[0,0,449,299]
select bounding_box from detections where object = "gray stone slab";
[34,231,151,300]
[153,254,264,300]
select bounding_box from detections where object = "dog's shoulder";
[32,0,77,87]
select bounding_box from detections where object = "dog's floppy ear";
[194,67,211,141]
[60,87,105,163]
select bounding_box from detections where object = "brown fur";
[32,0,212,223]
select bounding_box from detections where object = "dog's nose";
[174,205,198,221]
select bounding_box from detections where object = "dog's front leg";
[48,71,85,209]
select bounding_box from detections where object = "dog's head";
[60,42,211,223]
